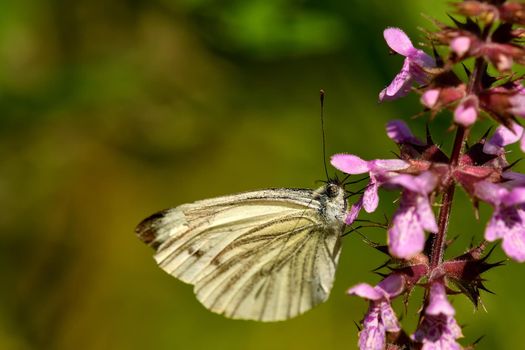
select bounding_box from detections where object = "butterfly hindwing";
[194,217,341,321]
[136,187,346,321]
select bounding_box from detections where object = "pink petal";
[426,282,455,316]
[503,171,525,186]
[383,27,414,56]
[503,187,525,206]
[454,96,479,127]
[379,59,414,101]
[388,174,419,192]
[413,315,463,349]
[370,159,409,172]
[379,302,401,332]
[421,89,440,108]
[346,198,363,225]
[386,119,423,144]
[386,119,412,142]
[495,55,513,72]
[416,196,438,233]
[450,36,471,57]
[484,123,523,155]
[502,225,525,262]
[513,81,525,94]
[509,93,525,117]
[447,316,464,339]
[389,172,437,195]
[415,171,439,194]
[377,274,405,298]
[389,206,425,259]
[410,50,435,68]
[485,211,508,242]
[330,154,370,174]
[348,283,384,300]
[359,308,386,350]
[474,181,507,206]
[363,182,379,213]
[484,205,525,243]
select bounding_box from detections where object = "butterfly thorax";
[314,183,347,231]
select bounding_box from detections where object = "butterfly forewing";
[136,185,347,321]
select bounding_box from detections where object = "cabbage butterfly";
[136,181,348,321]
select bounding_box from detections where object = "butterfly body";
[136,182,347,321]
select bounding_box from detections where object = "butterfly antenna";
[320,89,329,180]
[343,176,369,187]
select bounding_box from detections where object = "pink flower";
[483,122,525,155]
[425,282,455,317]
[388,172,438,259]
[379,28,435,101]
[420,85,466,111]
[450,36,471,57]
[413,282,463,349]
[478,81,525,125]
[475,181,525,262]
[454,95,479,127]
[349,274,405,350]
[509,90,525,117]
[331,154,409,224]
[421,89,441,109]
[386,119,424,145]
[502,171,525,187]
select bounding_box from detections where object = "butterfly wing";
[136,188,345,321]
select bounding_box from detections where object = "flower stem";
[429,57,486,270]
[429,128,464,269]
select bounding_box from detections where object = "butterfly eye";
[326,184,340,198]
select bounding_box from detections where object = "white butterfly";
[136,181,348,321]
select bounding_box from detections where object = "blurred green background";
[2,0,525,349]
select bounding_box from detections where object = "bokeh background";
[2,0,525,349]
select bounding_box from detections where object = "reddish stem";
[428,57,486,270]
[429,128,463,269]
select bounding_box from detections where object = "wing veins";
[224,226,319,320]
[256,226,320,320]
[196,221,318,303]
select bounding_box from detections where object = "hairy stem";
[429,129,463,269]
[418,57,487,324]
[429,56,487,270]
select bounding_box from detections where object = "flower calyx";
[442,241,504,307]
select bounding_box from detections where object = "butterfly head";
[325,181,344,199]
[316,180,347,229]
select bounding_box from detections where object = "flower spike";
[331,2,525,347]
